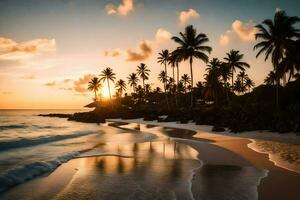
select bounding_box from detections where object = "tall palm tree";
[254,10,300,106]
[88,77,102,101]
[136,63,150,92]
[127,73,139,93]
[169,51,182,107]
[157,50,170,77]
[170,50,182,85]
[224,50,250,91]
[181,74,191,95]
[115,79,127,97]
[158,70,169,108]
[172,25,212,107]
[264,71,277,85]
[99,67,116,99]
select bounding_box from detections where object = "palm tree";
[206,58,221,74]
[233,79,245,94]
[127,73,139,93]
[280,40,300,82]
[264,71,277,85]
[254,10,300,106]
[144,84,152,95]
[237,71,249,90]
[245,78,255,93]
[153,87,162,94]
[219,62,231,101]
[224,50,250,91]
[88,77,102,101]
[158,70,169,108]
[136,63,150,92]
[181,74,191,95]
[203,70,223,103]
[172,25,212,107]
[169,51,182,107]
[99,67,116,99]
[158,50,170,77]
[170,50,182,85]
[115,79,127,97]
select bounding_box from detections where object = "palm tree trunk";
[176,62,179,107]
[189,57,193,107]
[241,77,244,94]
[283,73,287,86]
[164,62,169,109]
[163,81,169,109]
[225,80,229,102]
[142,79,145,92]
[107,80,111,99]
[231,67,234,91]
[276,76,279,108]
[176,63,179,85]
[164,62,168,76]
[288,71,292,82]
[94,90,97,101]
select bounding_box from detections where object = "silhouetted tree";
[99,67,116,99]
[172,25,212,107]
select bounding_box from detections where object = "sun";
[100,86,111,99]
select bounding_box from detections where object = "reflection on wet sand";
[192,165,267,200]
[52,140,200,200]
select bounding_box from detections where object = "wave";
[0,124,66,131]
[0,151,86,193]
[0,124,28,130]
[0,131,98,151]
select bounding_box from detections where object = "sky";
[0,0,299,109]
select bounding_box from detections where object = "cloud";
[126,39,153,61]
[155,28,172,43]
[20,74,36,79]
[219,34,230,47]
[73,74,94,93]
[178,9,200,26]
[105,0,134,16]
[0,37,56,60]
[104,27,170,62]
[45,81,56,87]
[104,49,121,57]
[232,20,257,41]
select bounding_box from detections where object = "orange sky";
[1,0,298,109]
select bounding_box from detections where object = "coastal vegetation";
[63,10,299,133]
